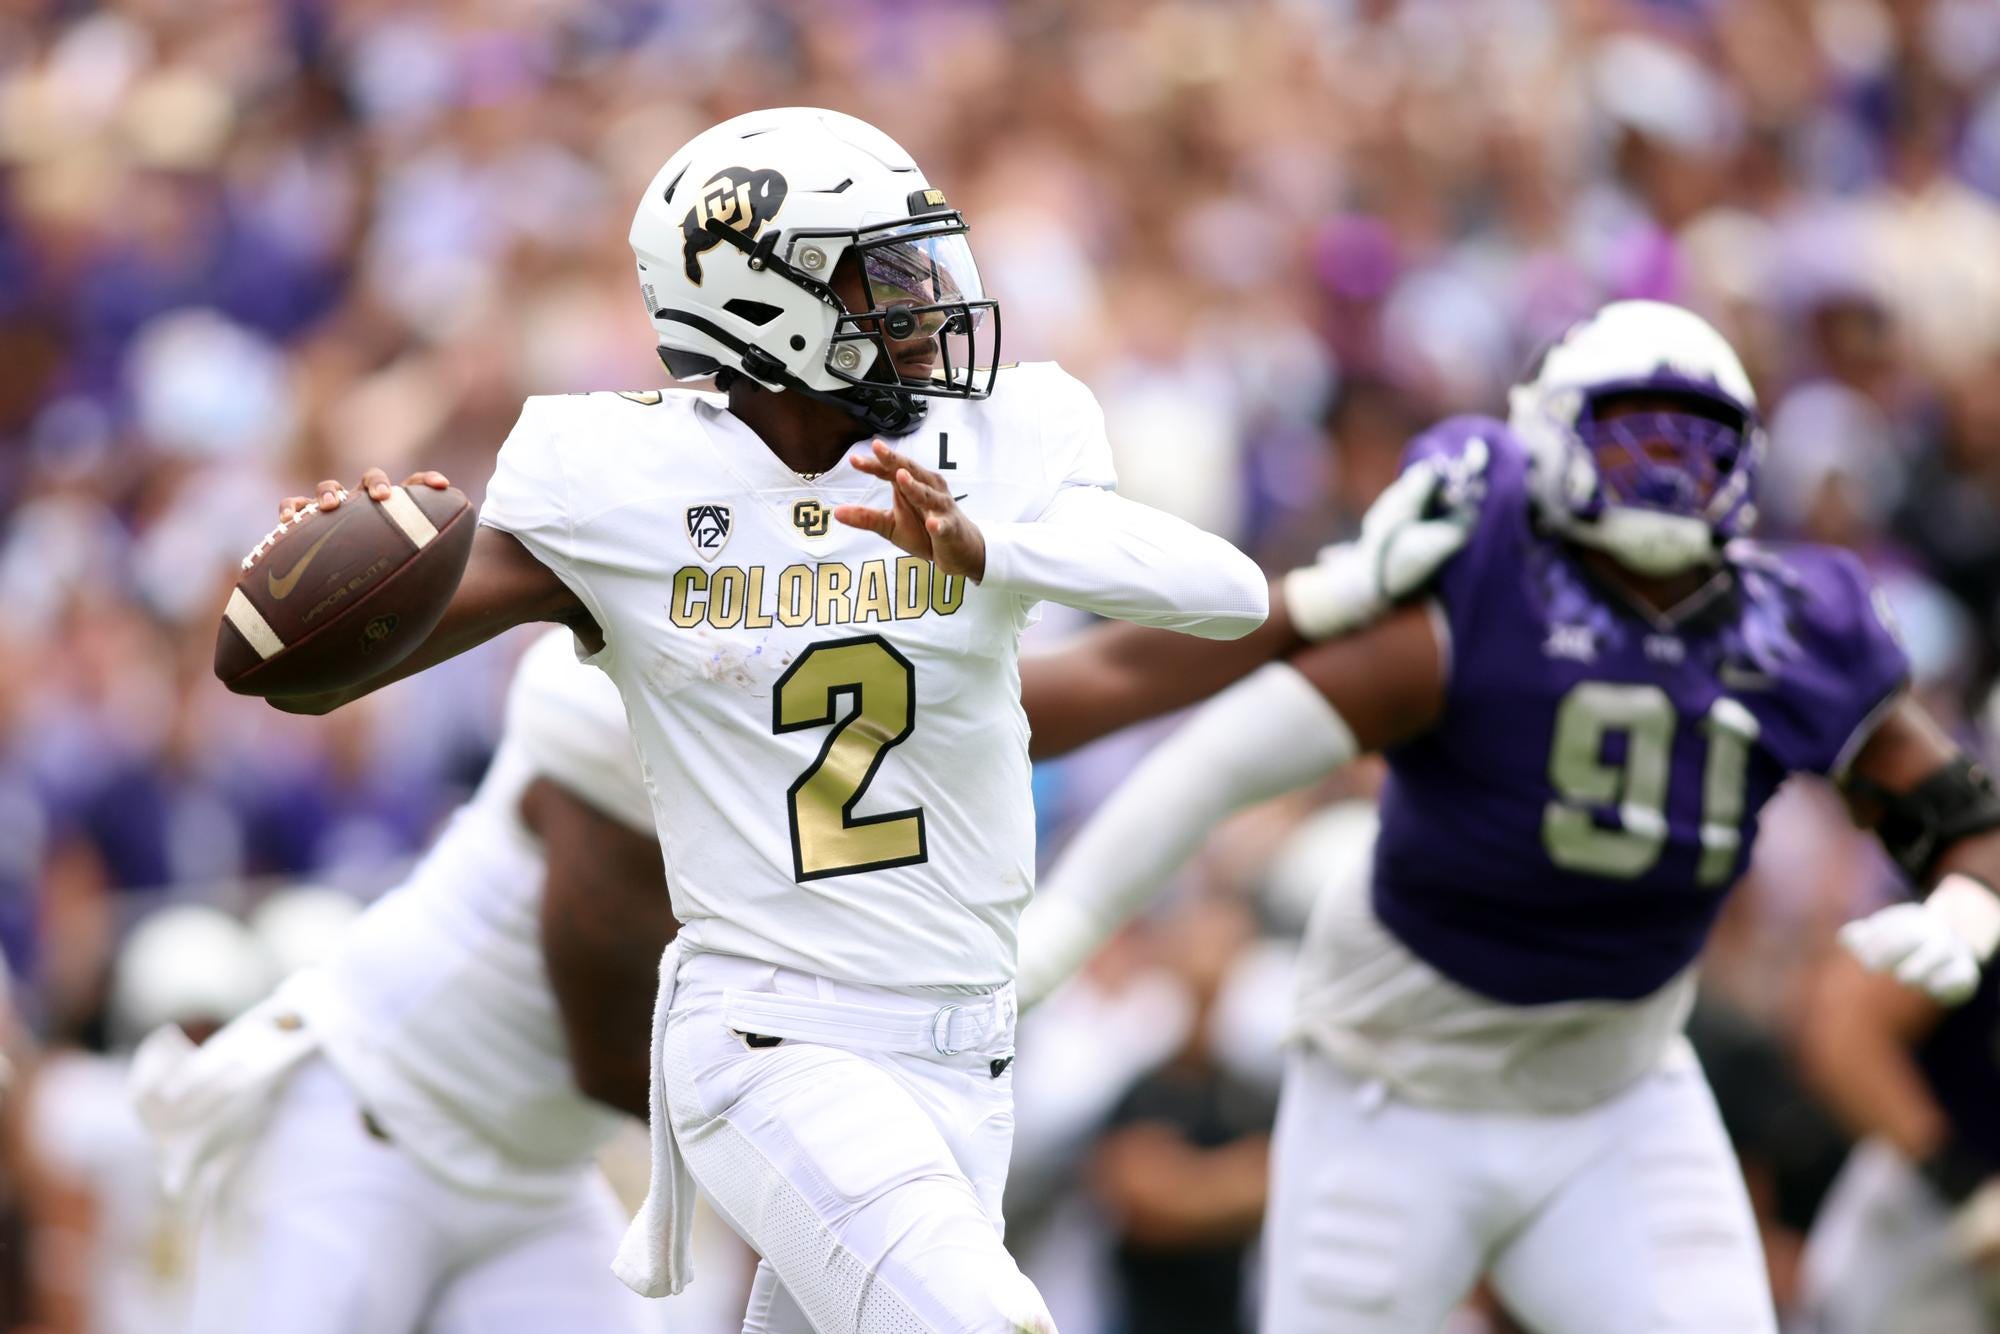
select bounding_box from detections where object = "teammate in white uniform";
[26,906,269,1334]
[260,108,1268,1332]
[1016,303,2000,1333]
[155,629,677,1334]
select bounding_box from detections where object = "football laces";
[241,490,347,571]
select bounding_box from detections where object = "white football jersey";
[481,362,1264,988]
[297,628,657,1200]
[1292,860,1696,1114]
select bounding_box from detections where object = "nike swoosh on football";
[267,514,350,600]
[952,493,969,501]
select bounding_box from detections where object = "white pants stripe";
[1262,1044,1776,1334]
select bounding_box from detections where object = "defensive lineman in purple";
[1016,301,2000,1332]
[1374,414,1906,1006]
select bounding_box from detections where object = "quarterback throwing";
[255,107,1267,1333]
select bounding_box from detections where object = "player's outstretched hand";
[835,441,987,580]
[277,468,452,522]
[1281,438,1489,641]
[1839,900,1984,1006]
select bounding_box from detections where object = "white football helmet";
[110,904,273,1046]
[630,107,999,437]
[1509,300,1765,576]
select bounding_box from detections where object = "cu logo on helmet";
[681,167,788,283]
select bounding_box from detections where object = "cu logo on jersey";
[681,167,788,283]
[792,499,830,539]
[686,503,733,561]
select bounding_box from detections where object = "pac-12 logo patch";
[686,503,733,560]
[681,168,787,283]
[792,499,830,539]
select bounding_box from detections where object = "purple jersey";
[1372,419,1909,1005]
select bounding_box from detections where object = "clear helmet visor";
[861,230,987,330]
[849,228,996,393]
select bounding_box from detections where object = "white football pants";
[1262,1045,1777,1334]
[660,951,1054,1334]
[184,1056,663,1334]
[1800,1138,1992,1334]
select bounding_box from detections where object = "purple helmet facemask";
[1570,376,1760,544]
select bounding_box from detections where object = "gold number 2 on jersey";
[774,636,928,880]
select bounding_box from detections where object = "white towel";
[613,939,693,1297]
[127,985,321,1212]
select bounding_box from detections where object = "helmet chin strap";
[653,316,927,438]
[795,372,928,439]
[1569,506,1721,578]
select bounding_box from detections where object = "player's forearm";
[981,489,1268,640]
[1022,586,1304,759]
[269,528,593,714]
[1092,1128,1270,1248]
[1019,664,1356,1004]
[1800,969,1946,1160]
[1811,1045,1947,1162]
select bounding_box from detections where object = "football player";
[138,630,677,1334]
[1013,301,2000,1333]
[1799,927,2000,1332]
[255,108,1272,1332]
[25,905,270,1334]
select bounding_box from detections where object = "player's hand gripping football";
[1281,438,1489,641]
[836,440,987,580]
[278,467,453,522]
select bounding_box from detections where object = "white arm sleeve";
[1016,663,1357,1005]
[979,485,1269,639]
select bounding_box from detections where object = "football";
[214,484,476,698]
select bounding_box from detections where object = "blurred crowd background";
[3,0,2000,1330]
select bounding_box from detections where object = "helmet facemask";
[677,209,1001,438]
[1572,380,1759,547]
[813,215,1001,428]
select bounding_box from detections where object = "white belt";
[722,986,1013,1057]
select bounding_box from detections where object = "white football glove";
[1839,877,2000,1006]
[1281,438,1488,641]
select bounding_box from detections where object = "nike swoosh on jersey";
[267,513,350,600]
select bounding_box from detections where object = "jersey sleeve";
[1032,362,1118,502]
[977,362,1266,638]
[480,397,572,562]
[478,398,618,659]
[507,629,656,833]
[1757,547,1911,777]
